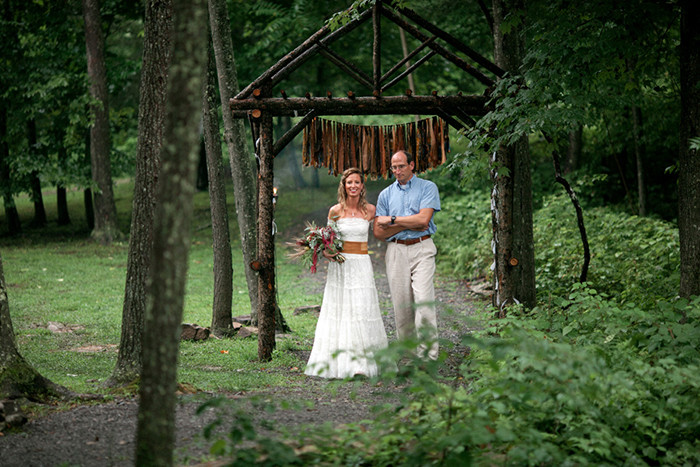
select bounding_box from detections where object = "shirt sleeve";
[420,181,441,212]
[376,189,389,216]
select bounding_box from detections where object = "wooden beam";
[272,110,317,156]
[317,43,373,90]
[231,94,488,117]
[236,26,330,100]
[380,35,436,84]
[383,8,495,87]
[381,50,436,93]
[373,1,382,92]
[267,9,372,95]
[435,109,470,133]
[396,6,504,77]
[236,8,372,100]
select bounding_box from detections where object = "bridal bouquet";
[288,220,345,273]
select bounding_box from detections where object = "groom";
[374,150,440,360]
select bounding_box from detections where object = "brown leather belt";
[392,234,431,245]
[342,241,368,254]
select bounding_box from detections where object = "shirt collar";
[395,174,416,190]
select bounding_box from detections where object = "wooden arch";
[230,0,502,358]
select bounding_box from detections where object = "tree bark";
[208,0,260,318]
[107,0,173,388]
[229,94,488,117]
[27,120,47,228]
[203,37,234,337]
[83,131,94,231]
[491,0,536,314]
[679,0,700,298]
[254,111,277,362]
[135,0,206,464]
[82,0,121,245]
[631,106,647,217]
[0,107,21,235]
[56,186,71,226]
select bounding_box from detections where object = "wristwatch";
[390,215,396,225]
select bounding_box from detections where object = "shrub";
[534,191,679,304]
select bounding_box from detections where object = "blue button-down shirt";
[376,174,440,241]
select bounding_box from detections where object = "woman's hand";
[322,249,338,260]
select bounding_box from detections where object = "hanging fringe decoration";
[301,116,449,179]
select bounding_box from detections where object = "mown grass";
[0,172,391,395]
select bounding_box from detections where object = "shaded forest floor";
[0,210,488,466]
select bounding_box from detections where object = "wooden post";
[373,1,381,93]
[255,109,277,361]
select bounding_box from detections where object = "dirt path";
[0,213,485,466]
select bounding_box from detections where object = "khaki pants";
[385,238,438,360]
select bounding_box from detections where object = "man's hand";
[375,215,393,228]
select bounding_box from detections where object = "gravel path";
[0,212,487,466]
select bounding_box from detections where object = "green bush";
[534,191,679,304]
[434,189,492,281]
[235,289,700,466]
[434,177,680,305]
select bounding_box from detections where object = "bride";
[305,168,389,378]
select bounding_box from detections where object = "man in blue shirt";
[374,150,440,360]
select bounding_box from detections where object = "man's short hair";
[396,150,415,165]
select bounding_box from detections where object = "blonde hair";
[337,168,367,216]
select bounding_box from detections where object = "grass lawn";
[0,172,390,395]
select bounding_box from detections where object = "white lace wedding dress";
[305,217,388,378]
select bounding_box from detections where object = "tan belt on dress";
[342,241,368,255]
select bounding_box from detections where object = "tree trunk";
[83,131,94,231]
[490,0,536,314]
[208,0,259,318]
[57,137,71,225]
[135,0,206,464]
[82,0,121,245]
[57,186,70,225]
[679,0,700,298]
[253,111,277,361]
[0,107,21,235]
[203,37,234,337]
[631,106,647,217]
[0,253,70,400]
[107,0,172,388]
[27,120,47,228]
[565,124,582,174]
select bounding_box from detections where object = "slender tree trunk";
[208,0,259,318]
[107,0,173,388]
[203,36,234,336]
[56,186,70,225]
[0,107,21,235]
[679,0,700,298]
[135,0,206,464]
[490,0,536,314]
[631,106,647,217]
[565,125,582,174]
[196,139,209,191]
[27,120,47,228]
[83,0,121,245]
[83,131,94,231]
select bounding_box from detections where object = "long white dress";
[305,217,389,378]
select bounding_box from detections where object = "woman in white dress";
[305,168,389,378]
